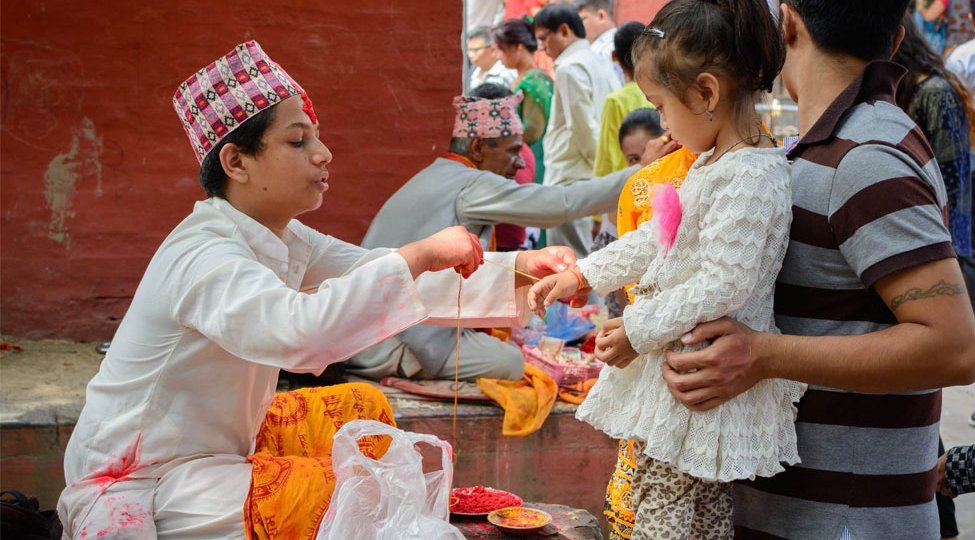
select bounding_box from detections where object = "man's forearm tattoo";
[890,280,964,311]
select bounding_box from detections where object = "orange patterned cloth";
[616,147,696,306]
[244,383,396,540]
[604,439,638,539]
[615,146,697,238]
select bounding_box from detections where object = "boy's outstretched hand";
[516,246,576,281]
[399,226,483,279]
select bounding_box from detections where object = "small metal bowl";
[487,506,552,536]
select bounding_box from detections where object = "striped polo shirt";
[733,61,955,539]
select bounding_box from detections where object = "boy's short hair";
[534,3,587,38]
[573,0,613,16]
[199,105,275,199]
[614,21,646,72]
[782,0,912,61]
[468,26,492,43]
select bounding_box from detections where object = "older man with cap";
[348,90,645,382]
[56,41,572,539]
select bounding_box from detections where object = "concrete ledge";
[0,341,618,530]
[0,340,101,426]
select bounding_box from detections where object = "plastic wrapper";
[543,303,595,342]
[316,420,463,540]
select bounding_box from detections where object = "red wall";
[616,0,669,23]
[1,1,462,340]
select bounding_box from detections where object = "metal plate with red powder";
[449,486,523,516]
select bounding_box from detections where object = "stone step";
[0,343,618,534]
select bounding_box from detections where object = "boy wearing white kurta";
[57,41,569,539]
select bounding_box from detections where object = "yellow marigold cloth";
[477,363,558,437]
[244,383,396,540]
[616,146,697,236]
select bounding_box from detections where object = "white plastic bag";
[316,419,463,540]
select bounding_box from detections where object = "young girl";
[528,1,804,537]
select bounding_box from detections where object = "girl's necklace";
[708,131,776,165]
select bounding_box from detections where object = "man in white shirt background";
[534,3,621,256]
[573,0,624,85]
[468,26,517,89]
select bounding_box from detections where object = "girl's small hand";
[527,271,582,317]
[595,317,639,368]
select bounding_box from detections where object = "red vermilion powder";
[450,485,522,514]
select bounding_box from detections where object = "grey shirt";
[358,157,636,376]
[362,157,636,250]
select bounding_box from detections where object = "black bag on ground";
[1,490,63,539]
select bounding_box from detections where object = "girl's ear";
[695,73,721,115]
[220,143,249,186]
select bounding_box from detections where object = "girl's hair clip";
[523,14,534,25]
[645,27,665,38]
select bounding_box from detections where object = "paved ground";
[942,383,975,538]
[1,338,973,536]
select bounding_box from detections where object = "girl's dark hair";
[614,21,646,73]
[632,0,784,110]
[493,19,538,53]
[619,108,664,145]
[895,11,975,141]
[198,105,276,198]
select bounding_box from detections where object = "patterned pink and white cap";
[173,41,312,163]
[451,92,524,139]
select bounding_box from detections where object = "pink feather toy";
[651,183,682,252]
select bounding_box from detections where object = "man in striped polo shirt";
[659,1,975,538]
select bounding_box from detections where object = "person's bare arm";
[662,258,975,411]
[521,95,547,145]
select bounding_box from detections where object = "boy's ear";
[220,143,249,186]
